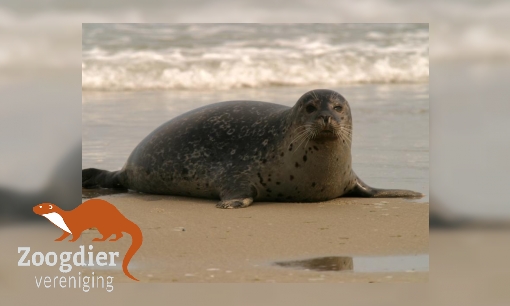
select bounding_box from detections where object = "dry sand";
[80,194,429,283]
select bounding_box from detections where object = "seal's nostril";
[320,115,331,124]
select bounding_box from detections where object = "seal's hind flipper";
[82,168,126,189]
[347,177,423,198]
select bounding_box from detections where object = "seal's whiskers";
[291,129,313,145]
[293,130,313,153]
[290,124,314,143]
[335,126,352,146]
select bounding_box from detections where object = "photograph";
[81,23,429,283]
[2,1,510,304]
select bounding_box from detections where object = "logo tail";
[82,168,126,189]
[122,221,143,281]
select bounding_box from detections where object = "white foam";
[82,39,429,91]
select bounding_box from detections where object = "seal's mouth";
[319,130,334,134]
[315,129,338,141]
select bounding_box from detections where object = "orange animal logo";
[33,199,143,281]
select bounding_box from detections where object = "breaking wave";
[82,25,428,91]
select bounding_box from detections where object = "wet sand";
[81,194,428,283]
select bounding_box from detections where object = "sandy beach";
[80,193,428,283]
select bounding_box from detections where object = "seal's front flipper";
[217,183,257,209]
[347,177,424,198]
[216,197,254,209]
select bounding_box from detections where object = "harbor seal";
[83,89,423,208]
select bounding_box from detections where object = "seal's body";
[83,89,422,208]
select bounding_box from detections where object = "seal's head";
[290,89,353,145]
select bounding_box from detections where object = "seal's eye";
[334,105,343,112]
[49,205,53,209]
[39,205,42,208]
[306,105,317,114]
